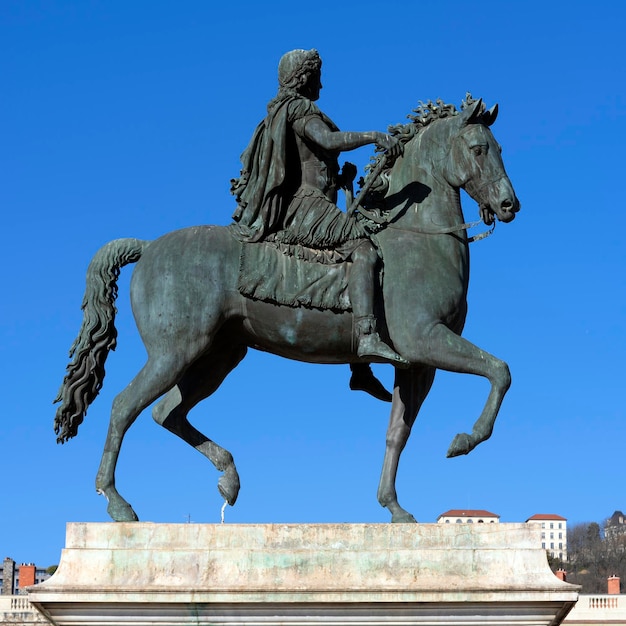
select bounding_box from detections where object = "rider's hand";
[376,133,404,158]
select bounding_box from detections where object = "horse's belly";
[242,301,355,364]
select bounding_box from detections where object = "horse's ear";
[483,103,499,126]
[461,98,484,125]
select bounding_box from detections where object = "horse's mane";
[389,97,461,141]
[359,93,479,206]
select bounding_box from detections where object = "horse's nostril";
[501,198,521,214]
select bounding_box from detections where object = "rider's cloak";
[231,95,337,243]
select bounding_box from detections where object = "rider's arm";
[303,117,403,157]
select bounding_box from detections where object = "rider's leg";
[350,241,408,366]
[349,363,392,402]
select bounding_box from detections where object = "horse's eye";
[472,145,485,156]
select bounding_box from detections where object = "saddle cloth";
[238,239,352,312]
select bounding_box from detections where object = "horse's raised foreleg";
[152,343,247,507]
[95,356,186,521]
[422,323,511,458]
[378,366,435,523]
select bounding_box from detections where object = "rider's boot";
[355,316,409,367]
[349,363,393,402]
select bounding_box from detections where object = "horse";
[54,96,520,523]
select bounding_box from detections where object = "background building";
[435,510,568,562]
[526,514,568,561]
[0,559,51,596]
[437,509,500,524]
[605,511,626,540]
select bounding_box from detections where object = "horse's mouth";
[482,201,518,225]
[480,206,497,225]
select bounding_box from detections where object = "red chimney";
[608,576,621,595]
[555,569,567,582]
[18,563,36,589]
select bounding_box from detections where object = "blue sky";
[2,0,625,567]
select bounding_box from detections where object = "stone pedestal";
[29,522,578,625]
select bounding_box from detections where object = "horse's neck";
[389,125,464,231]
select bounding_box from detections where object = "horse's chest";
[382,236,468,324]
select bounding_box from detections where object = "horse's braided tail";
[53,238,149,444]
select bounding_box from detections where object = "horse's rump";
[238,238,352,311]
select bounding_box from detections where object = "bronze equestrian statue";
[55,49,520,523]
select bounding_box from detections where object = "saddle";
[237,237,353,312]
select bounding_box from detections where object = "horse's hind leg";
[152,343,248,507]
[95,355,187,521]
[421,323,511,457]
[378,366,435,523]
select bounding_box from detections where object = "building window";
[542,542,545,549]
[467,519,473,523]
[559,543,562,549]
[541,522,545,528]
[456,519,462,524]
[445,519,450,523]
[541,532,545,539]
[558,533,562,539]
[478,520,484,523]
[558,523,562,529]
[550,533,554,539]
[550,523,554,529]
[550,543,554,549]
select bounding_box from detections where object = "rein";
[348,154,389,218]
[356,191,497,243]
[385,216,496,243]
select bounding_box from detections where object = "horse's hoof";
[391,511,418,523]
[446,432,473,458]
[218,464,240,506]
[107,501,139,522]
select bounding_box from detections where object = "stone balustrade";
[563,593,626,624]
[588,595,620,609]
[0,594,48,624]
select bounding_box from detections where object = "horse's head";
[444,98,520,224]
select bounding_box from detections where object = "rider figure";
[231,48,407,371]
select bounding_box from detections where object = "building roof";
[438,509,500,519]
[526,513,567,521]
[606,510,625,526]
